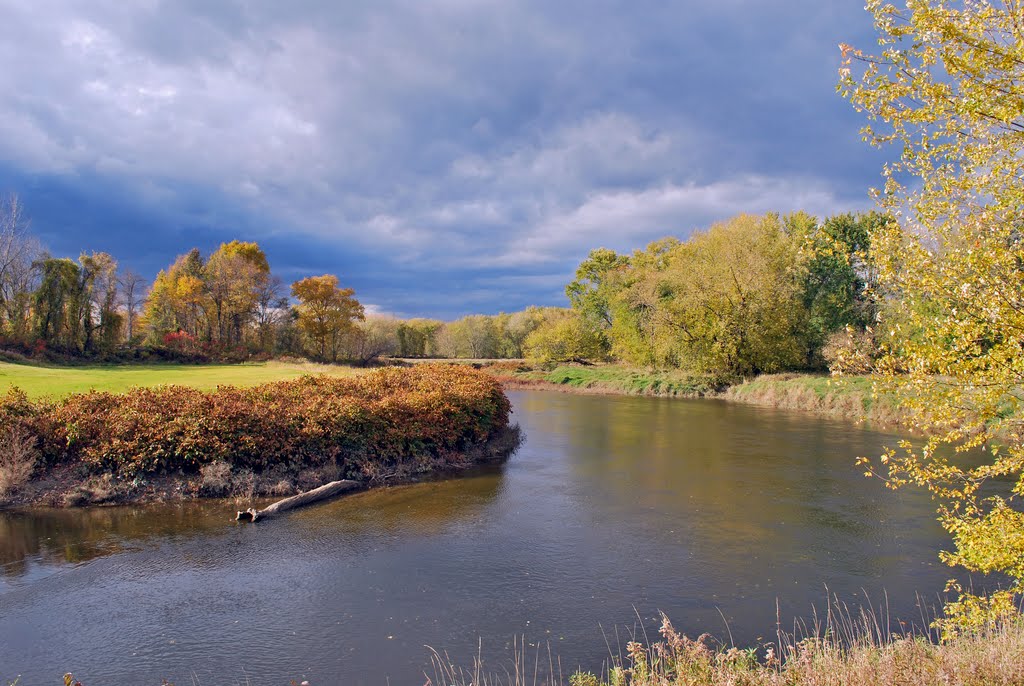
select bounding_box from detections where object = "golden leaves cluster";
[841,0,1024,633]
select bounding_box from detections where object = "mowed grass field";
[0,360,363,399]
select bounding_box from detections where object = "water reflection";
[0,391,964,685]
[0,503,236,583]
[0,467,507,585]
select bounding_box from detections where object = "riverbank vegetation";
[488,363,909,426]
[492,363,722,398]
[0,364,513,508]
[429,612,1024,686]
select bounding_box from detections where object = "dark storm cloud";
[0,0,884,318]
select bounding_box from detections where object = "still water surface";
[1,390,952,684]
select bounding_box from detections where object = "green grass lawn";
[0,360,362,399]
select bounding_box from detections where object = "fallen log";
[236,479,363,522]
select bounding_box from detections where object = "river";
[0,390,954,684]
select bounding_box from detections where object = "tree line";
[0,194,370,362]
[0,191,885,371]
[362,210,885,375]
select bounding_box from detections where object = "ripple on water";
[0,390,963,686]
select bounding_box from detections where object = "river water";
[0,390,955,684]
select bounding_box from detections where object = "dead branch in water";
[236,479,363,522]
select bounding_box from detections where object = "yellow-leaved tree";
[839,0,1024,634]
[291,274,364,362]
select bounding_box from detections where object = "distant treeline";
[370,210,886,379]
[0,192,882,372]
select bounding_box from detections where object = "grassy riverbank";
[0,364,514,508]
[722,373,908,425]
[487,363,899,425]
[494,362,724,397]
[590,618,1024,686]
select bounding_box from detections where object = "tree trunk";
[235,479,362,522]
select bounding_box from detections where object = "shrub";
[0,365,511,481]
[199,460,234,496]
[0,424,38,499]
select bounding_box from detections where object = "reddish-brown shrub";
[0,364,511,479]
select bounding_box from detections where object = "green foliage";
[840,0,1024,632]
[532,364,719,396]
[566,247,629,335]
[33,258,87,351]
[563,213,880,376]
[658,213,808,375]
[523,308,607,365]
[789,211,881,364]
[0,365,509,479]
[397,319,442,357]
[437,314,501,358]
[427,308,552,360]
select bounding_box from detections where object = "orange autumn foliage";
[0,364,510,479]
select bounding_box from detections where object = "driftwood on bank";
[236,479,363,522]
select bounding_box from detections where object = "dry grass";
[723,374,911,427]
[198,460,234,496]
[0,425,37,501]
[428,605,1024,686]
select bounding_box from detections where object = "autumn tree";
[144,249,207,342]
[291,274,364,361]
[204,240,270,345]
[143,241,272,350]
[839,0,1024,632]
[79,251,120,352]
[0,193,41,340]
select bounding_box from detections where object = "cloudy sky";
[0,0,885,319]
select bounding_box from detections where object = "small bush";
[0,424,37,499]
[199,460,234,496]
